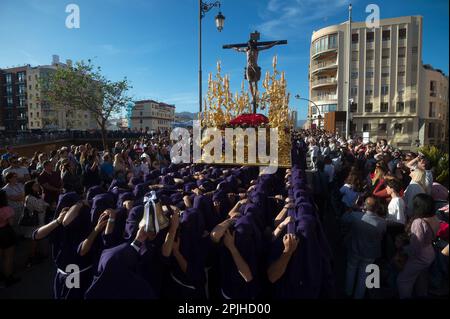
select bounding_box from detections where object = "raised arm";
[258,41,281,51]
[33,209,67,240]
[223,229,253,282]
[233,47,247,53]
[79,212,108,256]
[267,234,299,283]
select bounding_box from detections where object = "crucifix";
[223,31,287,113]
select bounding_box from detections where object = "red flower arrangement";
[228,113,269,127]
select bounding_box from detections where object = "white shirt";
[310,145,320,158]
[387,197,406,225]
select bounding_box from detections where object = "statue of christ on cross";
[223,31,287,113]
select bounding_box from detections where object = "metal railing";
[311,78,337,87]
[310,59,337,72]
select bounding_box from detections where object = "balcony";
[398,39,406,47]
[366,60,375,68]
[310,60,338,74]
[311,45,338,59]
[382,40,391,48]
[312,94,338,101]
[366,41,375,49]
[398,57,406,66]
[311,77,337,89]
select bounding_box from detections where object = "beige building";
[309,16,448,149]
[419,65,449,151]
[130,100,175,132]
[27,55,98,131]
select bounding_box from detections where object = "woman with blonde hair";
[403,168,426,219]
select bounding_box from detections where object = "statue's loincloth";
[246,65,261,82]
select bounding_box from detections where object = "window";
[29,103,32,108]
[378,123,387,133]
[351,72,358,79]
[366,70,374,78]
[6,86,12,95]
[410,100,416,113]
[6,74,12,84]
[382,48,390,59]
[7,97,13,106]
[140,111,143,116]
[394,123,403,134]
[351,87,357,96]
[363,123,371,132]
[407,122,414,133]
[140,119,143,124]
[351,51,359,61]
[366,32,374,42]
[352,33,359,43]
[366,50,374,60]
[399,28,407,39]
[37,112,40,117]
[30,122,34,127]
[17,72,26,82]
[365,103,373,112]
[350,102,357,112]
[380,102,388,112]
[381,86,389,95]
[412,46,418,54]
[18,84,26,95]
[30,112,33,117]
[382,30,390,41]
[398,47,406,58]
[429,102,436,117]
[398,71,405,77]
[430,81,436,91]
[396,102,404,112]
[29,85,32,90]
[365,88,373,96]
[381,67,390,77]
[428,123,435,138]
[19,97,26,107]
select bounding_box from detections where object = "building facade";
[0,55,98,134]
[309,16,448,149]
[130,100,175,132]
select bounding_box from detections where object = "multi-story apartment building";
[419,65,449,151]
[0,66,29,132]
[0,55,98,133]
[309,16,448,149]
[130,100,175,132]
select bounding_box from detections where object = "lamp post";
[199,0,225,115]
[295,94,322,129]
[346,3,352,138]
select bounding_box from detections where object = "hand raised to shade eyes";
[283,233,299,254]
[94,212,109,233]
[223,229,236,250]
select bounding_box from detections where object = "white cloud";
[256,0,351,39]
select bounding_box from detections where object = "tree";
[41,59,132,151]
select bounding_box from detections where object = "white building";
[130,100,175,132]
[309,16,448,149]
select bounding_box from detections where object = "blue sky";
[0,0,448,119]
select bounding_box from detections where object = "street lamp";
[199,0,225,114]
[295,94,322,129]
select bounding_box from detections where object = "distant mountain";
[175,112,197,120]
